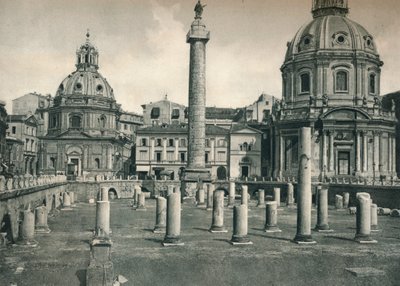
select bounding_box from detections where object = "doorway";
[241,166,249,178]
[338,151,350,175]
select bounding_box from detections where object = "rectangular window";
[180,152,186,163]
[168,139,174,147]
[205,152,209,163]
[205,139,210,147]
[156,152,162,162]
[336,71,348,92]
[124,124,128,130]
[141,138,147,146]
[151,107,160,119]
[180,139,186,147]
[156,139,162,146]
[171,109,180,119]
[12,126,16,134]
[300,73,310,93]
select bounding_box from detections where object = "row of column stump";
[4,191,76,248]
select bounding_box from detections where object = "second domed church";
[274,0,397,181]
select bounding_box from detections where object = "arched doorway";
[217,166,227,180]
[108,188,117,200]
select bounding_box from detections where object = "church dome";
[56,70,114,99]
[285,0,378,61]
[55,32,115,100]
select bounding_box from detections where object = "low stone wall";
[0,182,68,242]
[326,184,400,209]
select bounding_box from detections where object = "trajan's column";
[182,1,211,200]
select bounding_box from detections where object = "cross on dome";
[312,0,349,18]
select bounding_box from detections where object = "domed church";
[273,0,397,181]
[38,33,139,178]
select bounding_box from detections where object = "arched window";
[336,71,348,92]
[71,115,81,128]
[369,74,376,94]
[243,142,248,151]
[100,115,106,128]
[95,158,100,169]
[300,73,311,93]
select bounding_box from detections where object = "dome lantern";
[312,0,348,18]
[75,30,99,72]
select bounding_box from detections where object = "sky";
[0,0,400,113]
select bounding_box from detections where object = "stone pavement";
[1,199,399,286]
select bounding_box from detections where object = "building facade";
[38,33,142,178]
[6,114,39,175]
[135,124,229,180]
[275,0,397,181]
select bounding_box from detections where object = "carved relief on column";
[393,136,397,177]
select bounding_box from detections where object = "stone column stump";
[35,206,51,234]
[264,201,281,233]
[354,193,377,244]
[154,197,167,233]
[209,190,227,233]
[230,205,252,245]
[163,193,184,246]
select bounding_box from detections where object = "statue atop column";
[194,1,206,19]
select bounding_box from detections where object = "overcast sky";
[0,0,400,113]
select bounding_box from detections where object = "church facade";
[274,0,397,181]
[38,34,142,178]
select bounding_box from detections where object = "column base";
[354,235,377,244]
[314,225,334,233]
[209,226,228,233]
[15,238,38,248]
[86,241,114,286]
[227,204,235,209]
[230,235,252,245]
[196,202,206,208]
[153,226,166,234]
[264,226,282,233]
[371,225,380,232]
[292,234,316,244]
[257,203,266,208]
[162,236,184,246]
[35,226,51,234]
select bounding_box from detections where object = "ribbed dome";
[285,15,378,61]
[56,70,114,99]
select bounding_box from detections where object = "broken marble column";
[86,239,114,286]
[257,189,265,208]
[98,187,109,202]
[315,187,332,232]
[136,193,146,211]
[62,192,72,210]
[94,201,110,241]
[335,195,343,210]
[163,193,183,246]
[153,197,167,233]
[273,187,281,208]
[241,185,248,206]
[286,183,295,206]
[209,190,227,233]
[264,201,281,233]
[354,192,376,243]
[343,192,350,209]
[293,127,316,244]
[197,188,206,208]
[16,210,38,247]
[167,185,174,196]
[370,203,379,232]
[134,185,141,206]
[228,181,235,208]
[35,206,51,233]
[230,205,252,245]
[206,184,214,211]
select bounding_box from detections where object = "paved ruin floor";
[1,199,400,286]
